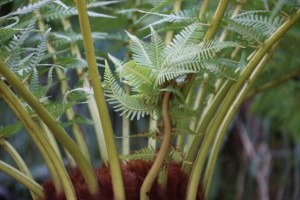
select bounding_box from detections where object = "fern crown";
[104,23,240,120]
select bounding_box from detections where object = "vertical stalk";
[34,9,91,164]
[186,9,300,199]
[74,0,125,199]
[140,92,172,200]
[61,17,108,164]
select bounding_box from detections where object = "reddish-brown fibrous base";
[42,160,204,200]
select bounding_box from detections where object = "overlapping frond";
[156,40,239,85]
[226,11,284,42]
[126,31,152,67]
[104,64,156,120]
[164,23,204,59]
[149,27,165,69]
[120,60,154,92]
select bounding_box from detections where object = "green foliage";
[120,146,156,161]
[0,123,22,139]
[0,0,299,199]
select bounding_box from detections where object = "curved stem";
[0,62,98,196]
[0,79,77,200]
[74,0,124,198]
[186,9,300,199]
[0,139,38,200]
[0,161,44,199]
[140,92,171,200]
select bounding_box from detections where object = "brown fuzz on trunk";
[42,160,204,200]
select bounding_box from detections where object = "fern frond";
[232,11,283,36]
[164,23,204,61]
[149,26,165,69]
[87,1,122,8]
[135,0,174,24]
[120,60,153,90]
[138,9,198,30]
[157,40,239,84]
[27,28,50,70]
[50,31,106,46]
[120,146,156,161]
[5,19,35,52]
[128,130,160,140]
[169,146,185,163]
[108,53,124,71]
[126,31,152,67]
[104,64,156,120]
[57,57,87,69]
[1,0,52,18]
[29,67,40,96]
[41,4,114,21]
[226,11,284,42]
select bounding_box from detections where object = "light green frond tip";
[104,61,157,120]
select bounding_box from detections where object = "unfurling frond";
[120,146,156,161]
[126,31,152,67]
[120,60,154,91]
[104,63,157,120]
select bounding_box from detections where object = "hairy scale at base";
[42,160,204,200]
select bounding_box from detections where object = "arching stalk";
[0,161,44,199]
[186,9,300,199]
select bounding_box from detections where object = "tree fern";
[104,64,157,120]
